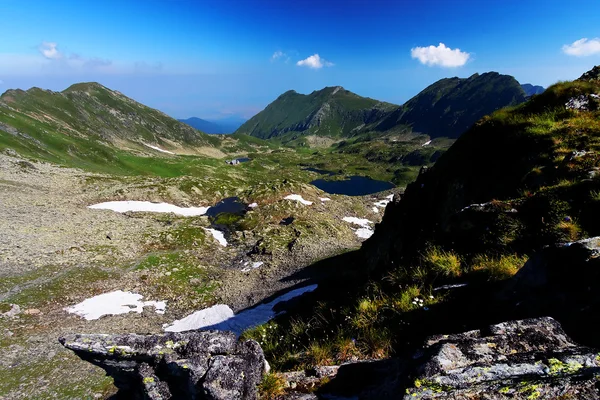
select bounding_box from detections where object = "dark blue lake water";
[206,197,248,217]
[310,176,395,196]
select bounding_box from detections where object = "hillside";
[0,82,221,166]
[235,86,398,140]
[376,72,528,138]
[238,73,528,144]
[235,66,600,398]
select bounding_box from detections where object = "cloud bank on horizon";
[411,43,471,68]
[563,38,600,57]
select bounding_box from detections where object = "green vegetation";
[237,72,527,144]
[240,68,600,379]
[259,372,287,400]
[235,86,398,140]
[378,72,527,139]
[469,254,528,281]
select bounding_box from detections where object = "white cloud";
[271,51,285,61]
[296,54,334,69]
[39,42,62,60]
[562,38,600,57]
[410,43,470,67]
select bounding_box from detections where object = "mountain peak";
[578,65,600,82]
[62,82,110,94]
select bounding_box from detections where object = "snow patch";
[204,228,227,247]
[241,261,264,273]
[164,285,318,335]
[284,194,313,205]
[372,206,379,213]
[342,216,373,228]
[248,202,258,208]
[144,143,175,155]
[65,290,167,321]
[355,228,374,239]
[164,304,234,332]
[374,194,394,209]
[319,197,331,202]
[422,140,432,147]
[88,201,210,217]
[343,217,374,239]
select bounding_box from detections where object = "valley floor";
[0,152,395,399]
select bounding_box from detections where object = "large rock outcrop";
[404,317,600,399]
[59,330,265,400]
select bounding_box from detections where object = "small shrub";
[556,219,582,242]
[393,285,421,312]
[305,342,334,367]
[423,246,462,278]
[358,327,392,359]
[352,297,380,329]
[259,372,287,400]
[470,254,528,281]
[335,336,361,362]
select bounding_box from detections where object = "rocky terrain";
[1,65,598,399]
[0,148,393,398]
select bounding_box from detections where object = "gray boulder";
[405,317,600,399]
[59,330,265,400]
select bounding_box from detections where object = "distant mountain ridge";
[179,116,246,134]
[0,82,217,149]
[237,72,529,142]
[179,117,225,134]
[235,86,398,140]
[521,83,545,96]
[377,72,527,138]
[0,82,222,168]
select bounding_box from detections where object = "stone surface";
[59,330,265,400]
[404,317,600,399]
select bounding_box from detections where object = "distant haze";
[179,115,247,134]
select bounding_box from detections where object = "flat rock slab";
[405,317,600,399]
[60,330,265,400]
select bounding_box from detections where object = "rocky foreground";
[61,316,600,399]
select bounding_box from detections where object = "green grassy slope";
[0,82,232,173]
[235,86,398,140]
[376,72,527,138]
[241,66,600,374]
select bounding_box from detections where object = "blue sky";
[1,0,599,120]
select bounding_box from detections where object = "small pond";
[311,176,395,196]
[206,197,247,218]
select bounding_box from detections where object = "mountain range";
[236,72,531,141]
[179,115,246,134]
[521,83,546,96]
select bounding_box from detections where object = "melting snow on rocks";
[284,194,313,205]
[143,143,175,154]
[319,197,331,202]
[355,228,374,239]
[241,261,264,272]
[343,217,374,239]
[65,290,166,321]
[163,284,318,335]
[373,194,394,209]
[163,304,234,333]
[88,201,210,216]
[204,228,227,246]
